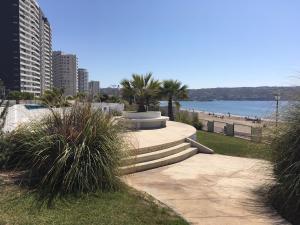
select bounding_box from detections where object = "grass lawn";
[0,180,188,225]
[197,131,272,161]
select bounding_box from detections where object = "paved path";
[124,154,289,225]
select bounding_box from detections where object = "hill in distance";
[188,86,300,101]
[101,86,300,101]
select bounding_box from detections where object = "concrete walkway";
[124,154,289,225]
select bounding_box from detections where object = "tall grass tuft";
[3,103,127,198]
[175,110,203,130]
[268,102,300,223]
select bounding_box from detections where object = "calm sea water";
[160,101,289,118]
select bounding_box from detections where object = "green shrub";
[175,111,192,125]
[109,110,122,116]
[0,136,13,169]
[268,102,300,224]
[192,113,203,130]
[176,111,203,130]
[124,102,138,112]
[3,103,127,197]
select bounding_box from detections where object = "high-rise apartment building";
[0,0,52,96]
[88,81,100,97]
[39,9,52,94]
[78,68,89,94]
[53,51,78,96]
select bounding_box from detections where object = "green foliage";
[161,80,188,121]
[175,111,192,125]
[99,94,109,102]
[109,110,122,117]
[121,73,161,112]
[268,102,300,224]
[197,131,272,160]
[0,184,188,225]
[0,101,9,131]
[40,88,69,107]
[75,92,87,102]
[8,91,34,101]
[0,136,12,169]
[2,103,127,199]
[120,79,135,105]
[93,93,122,103]
[192,114,203,130]
[175,111,203,130]
[124,102,138,112]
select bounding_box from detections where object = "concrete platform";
[124,154,289,225]
[125,121,197,151]
[121,121,200,174]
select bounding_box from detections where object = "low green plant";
[268,102,300,224]
[109,110,122,116]
[3,103,127,199]
[40,88,69,107]
[175,111,203,130]
[192,113,203,130]
[124,102,138,112]
[175,111,192,125]
[0,136,12,169]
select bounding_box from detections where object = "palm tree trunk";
[138,100,146,112]
[168,97,174,121]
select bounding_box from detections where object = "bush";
[192,113,203,130]
[109,110,122,117]
[124,102,138,112]
[2,103,127,197]
[175,111,203,130]
[268,102,300,224]
[175,111,192,125]
[0,136,13,169]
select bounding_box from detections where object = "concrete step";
[123,142,191,166]
[128,139,186,156]
[120,147,198,175]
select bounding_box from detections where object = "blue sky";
[38,0,300,88]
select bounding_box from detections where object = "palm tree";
[40,88,68,107]
[120,79,135,105]
[121,73,160,112]
[161,80,188,121]
[75,92,87,102]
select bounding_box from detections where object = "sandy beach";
[191,110,268,127]
[182,109,275,137]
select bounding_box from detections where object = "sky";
[38,0,300,88]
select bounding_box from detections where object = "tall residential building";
[53,51,78,96]
[78,68,89,94]
[88,81,100,97]
[39,9,52,94]
[0,0,52,96]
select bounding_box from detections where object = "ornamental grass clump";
[4,103,127,196]
[268,102,300,224]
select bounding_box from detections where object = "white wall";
[91,103,124,113]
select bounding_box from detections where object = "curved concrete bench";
[123,111,169,129]
[126,116,169,129]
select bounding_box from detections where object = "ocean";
[160,100,289,118]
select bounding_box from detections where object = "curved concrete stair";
[129,139,186,156]
[120,147,198,175]
[123,142,191,166]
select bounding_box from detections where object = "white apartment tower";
[53,51,78,96]
[78,68,89,94]
[0,0,52,96]
[39,9,52,93]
